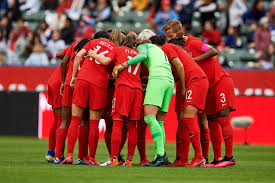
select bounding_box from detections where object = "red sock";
[78,125,89,159]
[176,123,181,160]
[55,128,67,158]
[200,128,210,159]
[57,115,62,129]
[127,122,137,161]
[67,116,80,154]
[48,114,58,151]
[183,117,203,159]
[111,120,123,160]
[119,124,127,155]
[137,119,147,161]
[179,119,190,162]
[104,130,112,156]
[209,121,222,161]
[218,117,233,157]
[88,120,99,158]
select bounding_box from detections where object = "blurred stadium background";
[0,0,274,144]
[0,1,275,182]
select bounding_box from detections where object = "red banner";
[0,67,274,96]
[39,93,275,145]
[228,70,275,96]
[0,66,56,91]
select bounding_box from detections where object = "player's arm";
[193,44,219,62]
[171,57,186,97]
[87,49,112,65]
[71,49,87,87]
[56,50,65,60]
[112,45,147,78]
[112,53,146,78]
[61,55,70,84]
[60,54,70,95]
[123,44,148,67]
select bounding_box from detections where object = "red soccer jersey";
[184,36,230,85]
[63,46,71,57]
[64,40,82,86]
[113,46,142,90]
[77,38,116,89]
[49,46,71,84]
[162,43,206,85]
[48,65,61,86]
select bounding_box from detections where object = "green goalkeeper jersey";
[127,43,174,83]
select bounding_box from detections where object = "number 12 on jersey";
[127,56,140,75]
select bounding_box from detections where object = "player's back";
[162,43,206,85]
[138,43,174,83]
[64,40,81,86]
[48,65,61,85]
[114,46,142,90]
[77,38,116,89]
[184,36,230,85]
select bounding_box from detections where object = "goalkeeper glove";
[112,63,126,78]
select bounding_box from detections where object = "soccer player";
[95,31,148,166]
[53,39,90,164]
[160,37,208,167]
[162,20,236,167]
[167,39,209,165]
[150,35,208,167]
[101,76,128,166]
[70,31,116,165]
[88,34,144,166]
[99,29,128,166]
[113,29,175,167]
[45,66,63,162]
[58,39,91,165]
[45,49,70,162]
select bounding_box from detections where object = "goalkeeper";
[113,29,175,167]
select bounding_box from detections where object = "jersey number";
[186,90,192,100]
[220,93,226,103]
[127,56,140,75]
[90,46,109,64]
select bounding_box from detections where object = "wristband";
[122,62,129,68]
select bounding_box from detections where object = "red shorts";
[205,76,236,115]
[62,85,74,107]
[112,85,143,121]
[175,77,209,113]
[72,79,107,110]
[48,79,62,109]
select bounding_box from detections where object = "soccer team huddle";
[45,20,236,168]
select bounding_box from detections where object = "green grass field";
[0,137,275,183]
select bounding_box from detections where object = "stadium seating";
[96,11,150,33]
[220,49,257,68]
[0,10,5,19]
[22,11,45,22]
[0,0,273,68]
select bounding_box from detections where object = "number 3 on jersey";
[90,46,109,64]
[127,56,140,75]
